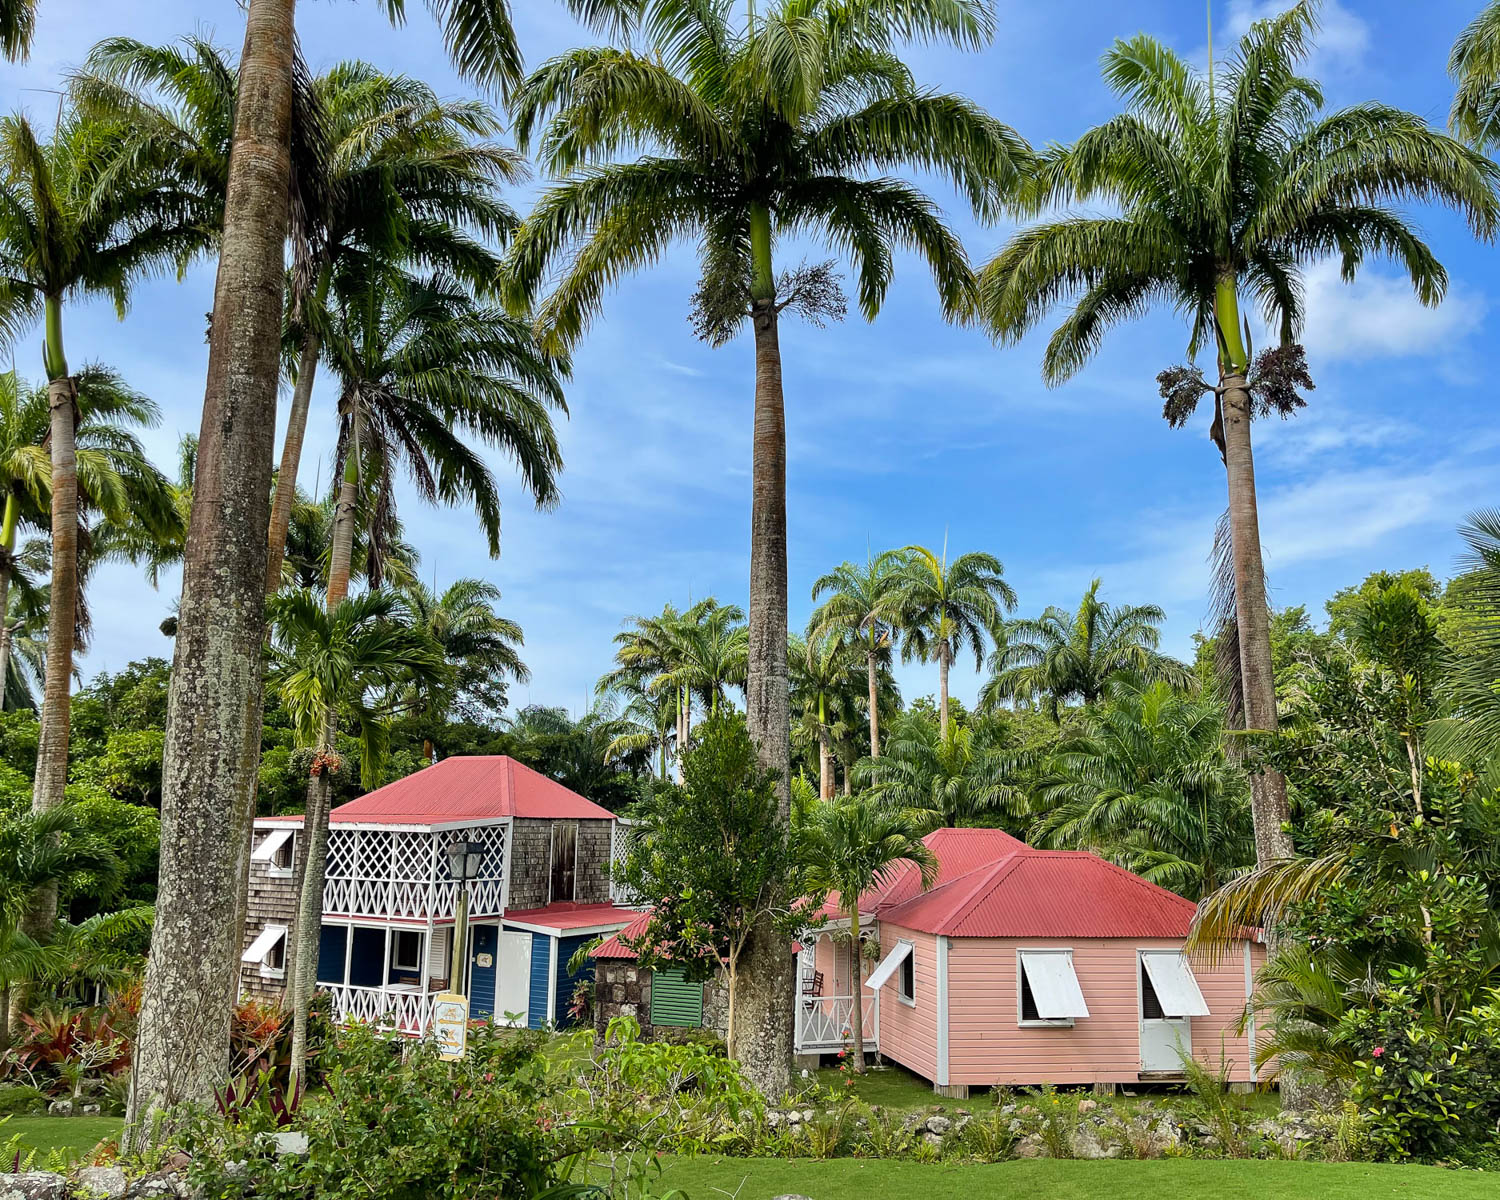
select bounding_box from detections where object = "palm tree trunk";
[0,492,18,707]
[938,647,951,741]
[325,426,359,609]
[127,0,296,1146]
[265,296,326,595]
[866,647,880,758]
[736,200,793,1098]
[1216,274,1293,869]
[289,709,335,1083]
[819,733,833,801]
[848,909,866,1072]
[27,295,77,942]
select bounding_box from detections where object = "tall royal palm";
[507,4,1025,1090]
[0,0,31,61]
[981,578,1192,721]
[129,0,547,1139]
[789,631,861,800]
[0,113,189,876]
[1451,3,1500,150]
[976,3,1497,869]
[894,543,1014,739]
[810,550,905,758]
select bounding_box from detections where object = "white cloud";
[1224,1,1370,73]
[1295,259,1486,363]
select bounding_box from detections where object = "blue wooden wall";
[527,933,553,1029]
[554,934,594,1027]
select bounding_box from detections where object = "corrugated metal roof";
[867,827,1029,911]
[320,756,615,826]
[592,909,653,959]
[503,901,640,932]
[879,849,1198,938]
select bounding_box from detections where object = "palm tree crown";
[983,578,1193,720]
[811,550,906,757]
[1450,2,1500,150]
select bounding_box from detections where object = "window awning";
[1141,951,1210,1017]
[241,924,287,963]
[251,829,293,862]
[863,941,913,991]
[1019,950,1090,1019]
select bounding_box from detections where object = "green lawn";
[2,1115,121,1162]
[656,1157,1493,1200]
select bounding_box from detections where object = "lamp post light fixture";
[446,840,486,997]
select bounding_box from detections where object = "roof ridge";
[1080,850,1200,911]
[939,852,1027,933]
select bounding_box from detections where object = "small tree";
[613,714,806,1053]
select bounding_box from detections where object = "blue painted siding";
[349,927,385,988]
[469,925,498,1019]
[316,925,347,984]
[555,934,593,1027]
[527,934,554,1029]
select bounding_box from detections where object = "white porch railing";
[795,993,877,1052]
[321,983,436,1036]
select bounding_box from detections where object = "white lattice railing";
[322,822,509,920]
[609,819,643,905]
[320,983,436,1036]
[795,994,877,1051]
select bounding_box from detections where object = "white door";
[498,930,532,1027]
[1139,953,1192,1072]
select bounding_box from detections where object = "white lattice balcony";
[321,822,509,922]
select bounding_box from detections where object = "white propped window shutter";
[251,829,293,862]
[1019,950,1090,1019]
[864,941,913,991]
[241,924,287,963]
[1141,951,1210,1017]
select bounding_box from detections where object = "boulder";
[1014,1134,1045,1158]
[0,1172,71,1200]
[922,1132,944,1149]
[76,1167,128,1200]
[45,1100,73,1117]
[80,1104,103,1117]
[1077,1099,1098,1115]
[924,1116,952,1136]
[800,1110,815,1124]
[270,1131,308,1157]
[124,1173,187,1198]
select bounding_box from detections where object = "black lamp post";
[446,840,485,996]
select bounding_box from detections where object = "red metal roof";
[503,901,640,932]
[879,849,1198,938]
[592,909,653,959]
[320,756,614,825]
[869,827,1028,910]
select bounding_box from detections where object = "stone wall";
[508,818,614,909]
[594,961,727,1041]
[240,831,298,1002]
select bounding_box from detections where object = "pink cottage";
[594,827,1265,1097]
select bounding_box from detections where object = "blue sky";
[1,0,1496,716]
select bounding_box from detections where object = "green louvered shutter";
[649,968,704,1027]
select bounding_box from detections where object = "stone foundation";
[593,960,727,1041]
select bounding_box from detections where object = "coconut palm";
[976,2,1498,871]
[800,794,935,1071]
[267,587,444,1082]
[858,710,1027,833]
[1032,676,1253,900]
[0,0,31,61]
[402,576,529,744]
[810,550,906,758]
[982,579,1194,721]
[893,543,1015,739]
[0,112,193,854]
[1451,3,1500,149]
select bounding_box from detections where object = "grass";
[812,1062,1280,1119]
[656,1157,1495,1200]
[2,1115,121,1162]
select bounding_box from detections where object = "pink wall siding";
[940,937,1259,1086]
[872,924,940,1081]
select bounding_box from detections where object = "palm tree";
[790,632,862,800]
[1,549,46,711]
[810,551,906,758]
[267,587,443,1082]
[893,543,1015,739]
[982,579,1193,721]
[858,710,1027,833]
[800,794,935,1071]
[319,266,566,609]
[1032,676,1253,900]
[655,600,748,724]
[0,112,192,852]
[976,3,1498,871]
[0,0,31,61]
[1451,3,1500,149]
[402,575,529,750]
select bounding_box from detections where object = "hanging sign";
[433,992,470,1060]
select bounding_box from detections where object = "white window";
[252,829,295,876]
[1140,951,1210,1018]
[392,930,424,973]
[1017,949,1089,1027]
[865,940,915,1006]
[242,924,288,979]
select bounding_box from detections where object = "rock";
[1014,1133,1045,1158]
[125,1172,187,1198]
[165,1153,190,1174]
[766,1111,783,1128]
[770,1195,814,1200]
[800,1110,815,1124]
[1077,1099,1098,1115]
[1122,1090,1137,1097]
[1073,1128,1108,1159]
[785,1111,802,1126]
[953,1115,972,1134]
[0,1172,70,1200]
[80,1104,103,1117]
[924,1116,952,1135]
[922,1132,944,1149]
[76,1167,128,1199]
[45,1100,73,1116]
[271,1130,309,1156]
[901,1112,925,1131]
[954,1108,971,1116]
[1000,1103,1017,1115]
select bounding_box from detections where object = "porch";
[314,919,453,1035]
[795,921,878,1054]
